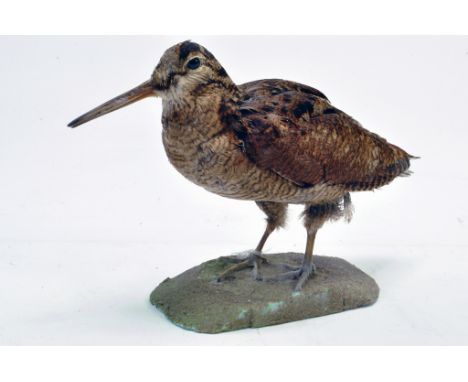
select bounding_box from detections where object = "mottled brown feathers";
[240,79,329,101]
[230,79,413,191]
[159,42,413,205]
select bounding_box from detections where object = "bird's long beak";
[68,79,156,128]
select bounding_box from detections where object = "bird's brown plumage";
[68,40,415,290]
[231,79,412,191]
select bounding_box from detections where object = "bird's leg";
[217,202,287,282]
[258,198,350,291]
[257,229,318,291]
[293,230,317,291]
[216,222,274,281]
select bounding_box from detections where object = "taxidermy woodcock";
[69,41,416,291]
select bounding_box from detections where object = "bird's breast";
[162,126,243,191]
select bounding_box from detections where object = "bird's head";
[68,41,236,128]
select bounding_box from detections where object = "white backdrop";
[0,36,467,345]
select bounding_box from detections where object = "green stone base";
[150,253,379,333]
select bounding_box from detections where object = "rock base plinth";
[150,253,379,333]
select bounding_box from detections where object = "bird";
[68,40,415,291]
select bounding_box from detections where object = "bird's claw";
[217,250,267,282]
[257,262,316,291]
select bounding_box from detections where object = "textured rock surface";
[150,253,379,333]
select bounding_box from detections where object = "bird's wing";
[231,82,411,190]
[239,79,329,101]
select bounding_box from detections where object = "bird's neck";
[161,80,241,146]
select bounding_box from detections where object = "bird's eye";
[187,57,201,70]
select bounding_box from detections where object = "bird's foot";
[217,250,267,282]
[258,262,317,291]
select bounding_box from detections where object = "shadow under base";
[150,253,379,334]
